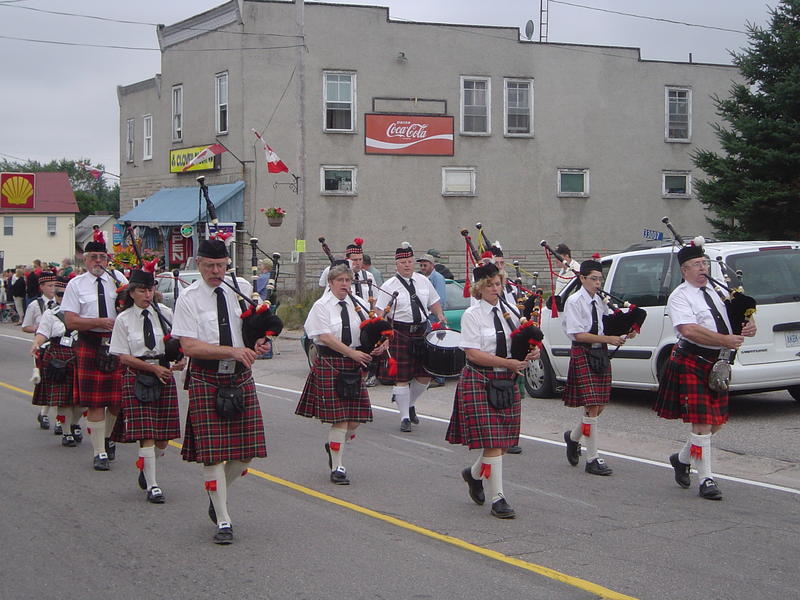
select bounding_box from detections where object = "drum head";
[425,328,461,348]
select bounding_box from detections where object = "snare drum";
[423,329,465,377]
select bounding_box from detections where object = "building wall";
[0,214,75,268]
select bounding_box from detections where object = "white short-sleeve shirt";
[110,303,173,357]
[459,299,519,357]
[304,293,368,348]
[667,281,733,349]
[61,270,129,331]
[375,272,440,324]
[171,278,245,347]
[22,296,54,330]
[562,286,609,341]
[36,307,67,340]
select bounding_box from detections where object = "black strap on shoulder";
[499,294,520,319]
[37,297,45,314]
[53,309,73,336]
[395,276,429,320]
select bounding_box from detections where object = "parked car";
[155,272,201,309]
[524,241,800,401]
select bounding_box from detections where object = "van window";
[609,254,681,307]
[726,249,800,305]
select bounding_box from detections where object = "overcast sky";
[0,0,773,180]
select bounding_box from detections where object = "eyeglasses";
[84,253,107,261]
[686,260,711,269]
[585,275,604,282]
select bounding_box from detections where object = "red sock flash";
[582,423,592,437]
[479,463,492,479]
[690,444,703,460]
[204,480,217,492]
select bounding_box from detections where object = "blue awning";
[119,181,245,226]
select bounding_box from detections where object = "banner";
[170,228,187,264]
[169,146,221,173]
[1,173,35,210]
[365,114,454,156]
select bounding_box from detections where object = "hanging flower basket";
[261,207,286,227]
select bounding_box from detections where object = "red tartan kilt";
[653,349,728,425]
[181,367,267,464]
[562,345,611,407]
[32,344,78,407]
[111,369,181,442]
[378,326,427,383]
[72,337,123,409]
[296,354,372,424]
[446,366,520,449]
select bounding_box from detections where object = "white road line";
[387,434,454,452]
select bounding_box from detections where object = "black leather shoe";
[461,467,485,505]
[506,445,522,455]
[669,453,691,489]
[208,496,217,524]
[147,487,165,504]
[53,423,62,436]
[38,414,50,430]
[324,443,333,470]
[61,434,76,447]
[104,438,116,461]
[699,478,723,500]
[400,418,412,432]
[585,457,613,476]
[490,496,516,519]
[93,453,110,471]
[213,525,234,545]
[330,468,350,485]
[564,431,580,466]
[138,470,147,490]
[71,425,83,443]
[409,406,420,424]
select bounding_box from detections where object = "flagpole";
[213,137,247,167]
[295,0,307,296]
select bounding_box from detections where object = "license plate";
[786,332,800,347]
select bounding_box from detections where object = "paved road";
[1,324,799,600]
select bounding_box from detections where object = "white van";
[525,242,800,401]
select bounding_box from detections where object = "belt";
[135,355,168,367]
[466,361,508,374]
[390,320,427,333]
[676,340,721,362]
[78,331,110,345]
[192,358,247,374]
[572,342,605,349]
[316,345,348,358]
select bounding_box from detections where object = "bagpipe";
[540,240,647,337]
[662,217,756,335]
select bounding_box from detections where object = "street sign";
[643,228,664,241]
[180,224,194,238]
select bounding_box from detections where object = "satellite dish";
[524,19,535,41]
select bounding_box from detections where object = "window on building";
[47,216,57,235]
[172,85,183,141]
[320,166,357,195]
[126,118,135,163]
[143,115,153,160]
[461,77,490,135]
[557,168,590,197]
[132,198,145,208]
[442,167,477,196]
[215,72,228,134]
[665,87,691,142]
[504,78,533,136]
[323,72,355,132]
[662,171,691,197]
[3,216,12,236]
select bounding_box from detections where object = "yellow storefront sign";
[170,146,218,173]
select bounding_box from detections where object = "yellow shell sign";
[1,173,35,209]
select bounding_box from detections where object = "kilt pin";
[111,368,181,442]
[296,354,373,424]
[32,344,78,407]
[72,335,122,409]
[562,344,611,407]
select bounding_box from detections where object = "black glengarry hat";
[197,239,228,259]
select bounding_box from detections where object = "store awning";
[119,181,245,226]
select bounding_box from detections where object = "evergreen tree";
[693,0,800,240]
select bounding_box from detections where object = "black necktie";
[47,300,54,309]
[142,309,156,350]
[492,307,508,358]
[589,300,598,335]
[339,300,352,346]
[407,277,422,324]
[96,277,108,318]
[353,271,362,298]
[700,287,729,335]
[215,288,233,346]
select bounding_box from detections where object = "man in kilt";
[654,241,755,500]
[376,242,446,432]
[447,263,539,519]
[297,262,387,485]
[62,241,128,471]
[109,270,185,504]
[24,271,59,432]
[561,260,629,476]
[30,276,83,447]
[171,240,269,544]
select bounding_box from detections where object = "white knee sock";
[470,454,484,480]
[104,411,117,437]
[39,405,49,416]
[394,385,411,421]
[689,433,713,481]
[70,406,83,428]
[409,379,429,407]
[678,438,693,464]
[203,463,231,526]
[346,425,358,443]
[569,422,583,442]
[87,419,106,456]
[155,446,166,459]
[582,416,599,460]
[224,460,249,486]
[481,455,505,503]
[327,428,347,471]
[138,446,157,490]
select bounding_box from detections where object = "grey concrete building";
[117,0,739,287]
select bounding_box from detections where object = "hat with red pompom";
[346,237,364,257]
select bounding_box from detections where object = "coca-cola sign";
[365,114,454,156]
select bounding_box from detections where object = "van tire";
[788,386,800,402]
[524,352,556,398]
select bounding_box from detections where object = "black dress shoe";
[490,496,516,519]
[409,406,420,424]
[104,438,116,461]
[93,453,110,471]
[138,470,147,490]
[461,467,485,505]
[147,487,165,504]
[330,468,350,485]
[585,457,613,476]
[53,423,62,436]
[564,431,580,466]
[38,414,50,430]
[213,525,234,545]
[71,425,83,443]
[699,478,723,500]
[669,453,691,489]
[506,445,522,455]
[400,418,412,432]
[61,434,76,447]
[324,443,333,469]
[208,496,218,524]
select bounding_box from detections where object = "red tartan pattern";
[181,366,267,464]
[72,336,122,409]
[110,369,181,442]
[32,344,78,407]
[378,326,427,383]
[562,344,611,407]
[653,348,728,425]
[445,366,520,449]
[296,354,372,423]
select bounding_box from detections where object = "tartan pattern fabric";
[378,326,427,383]
[562,344,611,407]
[654,348,729,425]
[110,369,181,442]
[72,336,123,409]
[181,366,267,464]
[445,366,520,449]
[32,344,77,407]
[296,354,372,423]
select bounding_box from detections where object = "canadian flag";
[251,129,289,173]
[181,143,226,172]
[79,163,103,180]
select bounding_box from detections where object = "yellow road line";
[1,380,635,600]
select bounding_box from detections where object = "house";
[74,214,118,255]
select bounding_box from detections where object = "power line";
[0,34,305,52]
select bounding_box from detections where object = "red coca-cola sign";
[365,114,454,156]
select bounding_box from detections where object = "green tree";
[693,0,800,240]
[0,157,119,223]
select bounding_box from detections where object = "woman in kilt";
[297,262,387,485]
[109,270,184,504]
[561,260,629,476]
[30,276,83,447]
[447,263,539,519]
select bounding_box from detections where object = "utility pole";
[295,0,307,296]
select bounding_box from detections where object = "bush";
[275,287,324,330]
